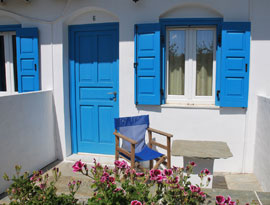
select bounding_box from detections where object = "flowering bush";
[3,165,81,204]
[72,159,210,205]
[3,160,250,205]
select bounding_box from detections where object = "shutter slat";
[135,23,161,105]
[16,28,40,93]
[220,22,250,107]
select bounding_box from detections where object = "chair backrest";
[114,115,149,153]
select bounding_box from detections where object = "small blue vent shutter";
[16,28,40,93]
[135,24,161,105]
[219,22,250,107]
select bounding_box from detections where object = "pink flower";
[190,185,201,193]
[150,169,161,177]
[114,188,123,192]
[136,172,145,177]
[72,160,85,172]
[216,195,226,204]
[162,169,173,176]
[156,174,165,183]
[190,161,197,167]
[225,195,231,203]
[131,200,142,205]
[39,183,46,190]
[114,160,121,167]
[102,172,109,177]
[120,161,129,169]
[224,196,237,205]
[172,176,179,184]
[199,191,206,198]
[108,176,115,184]
[100,176,107,183]
[204,168,210,175]
[190,185,197,192]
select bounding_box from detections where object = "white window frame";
[0,32,17,96]
[166,27,216,105]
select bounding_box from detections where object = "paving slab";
[225,173,263,191]
[256,192,270,205]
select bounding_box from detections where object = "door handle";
[107,91,117,102]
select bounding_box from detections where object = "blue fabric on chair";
[120,146,163,162]
[115,115,149,153]
[115,115,164,160]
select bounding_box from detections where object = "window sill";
[161,103,220,109]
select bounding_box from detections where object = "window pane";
[12,35,18,92]
[0,36,6,91]
[168,30,185,95]
[196,30,214,96]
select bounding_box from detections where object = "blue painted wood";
[69,23,119,154]
[220,22,250,107]
[16,28,40,93]
[0,24,21,32]
[160,18,223,105]
[135,23,161,105]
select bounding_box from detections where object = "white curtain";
[196,30,213,96]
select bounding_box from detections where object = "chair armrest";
[113,131,137,145]
[147,127,173,138]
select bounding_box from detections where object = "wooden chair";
[114,115,173,172]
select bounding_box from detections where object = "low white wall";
[253,95,270,191]
[0,91,56,194]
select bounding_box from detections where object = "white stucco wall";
[254,95,270,192]
[0,91,56,194]
[0,0,270,175]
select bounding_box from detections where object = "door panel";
[71,23,119,154]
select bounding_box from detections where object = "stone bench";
[172,140,233,188]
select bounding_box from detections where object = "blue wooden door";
[70,23,119,154]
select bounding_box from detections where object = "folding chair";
[114,115,173,171]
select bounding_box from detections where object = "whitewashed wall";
[0,91,56,194]
[0,0,270,174]
[254,96,270,192]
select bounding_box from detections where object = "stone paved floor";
[1,160,270,204]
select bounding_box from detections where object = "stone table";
[172,140,233,188]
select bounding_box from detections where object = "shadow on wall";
[52,94,64,160]
[250,0,270,40]
[137,105,162,113]
[219,108,247,115]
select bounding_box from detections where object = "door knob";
[107,91,117,101]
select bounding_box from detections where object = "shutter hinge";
[160,89,164,96]
[216,90,220,101]
[245,64,248,72]
[134,62,138,69]
[161,35,165,44]
[218,33,222,46]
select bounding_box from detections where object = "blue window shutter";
[16,28,40,93]
[219,22,250,107]
[135,23,161,105]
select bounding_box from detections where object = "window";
[166,27,216,104]
[0,26,40,94]
[134,20,251,107]
[0,32,18,95]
